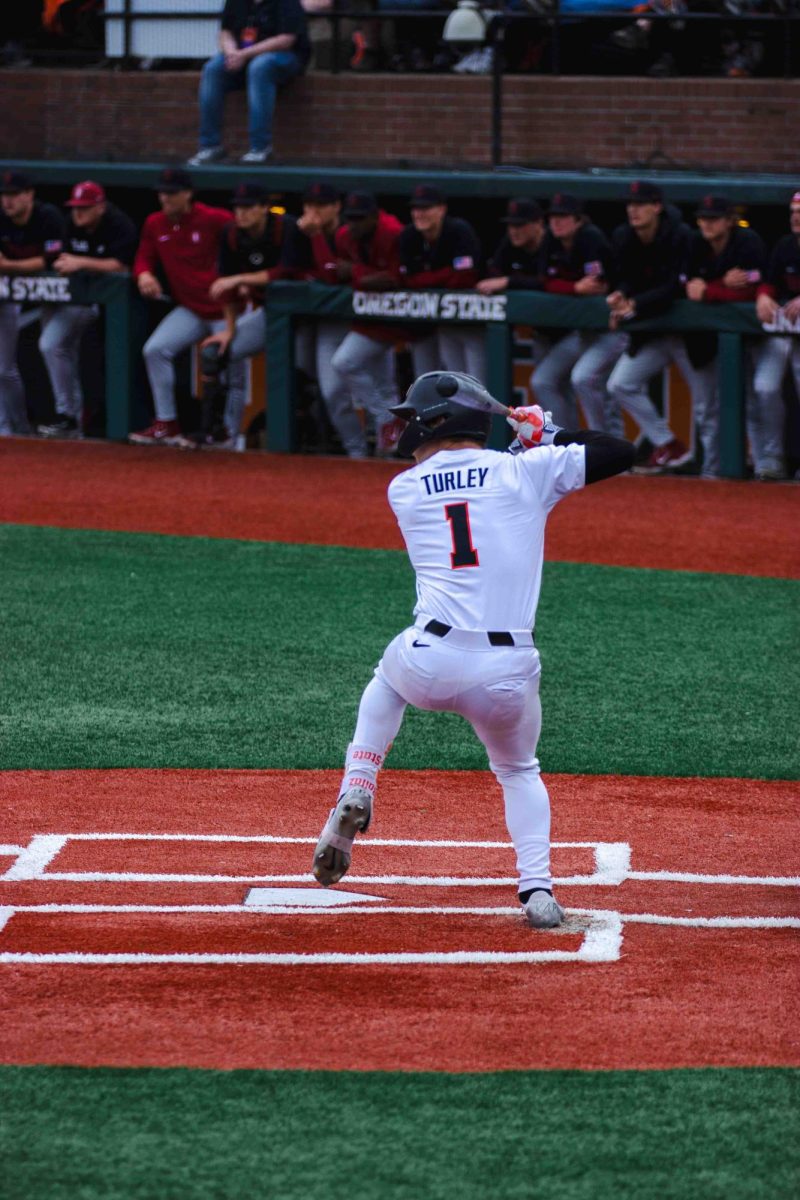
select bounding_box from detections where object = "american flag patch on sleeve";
[583,260,603,276]
[453,256,474,270]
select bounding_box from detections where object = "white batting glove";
[506,405,562,449]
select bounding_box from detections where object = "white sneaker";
[186,146,225,166]
[312,786,372,887]
[239,148,273,165]
[522,891,565,929]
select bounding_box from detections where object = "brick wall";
[1,69,797,173]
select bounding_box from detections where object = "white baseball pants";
[341,625,553,894]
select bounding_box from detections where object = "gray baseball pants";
[143,305,246,433]
[0,303,29,435]
[410,327,487,383]
[297,320,368,458]
[608,335,719,476]
[38,304,99,420]
[531,331,627,431]
[331,331,398,431]
[749,335,794,474]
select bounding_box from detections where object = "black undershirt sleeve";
[553,429,635,485]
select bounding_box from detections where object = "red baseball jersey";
[133,202,233,318]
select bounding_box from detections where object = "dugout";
[3,157,800,474]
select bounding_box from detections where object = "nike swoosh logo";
[412,639,430,648]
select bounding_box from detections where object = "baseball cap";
[231,181,268,207]
[548,192,583,216]
[410,183,445,209]
[343,191,378,219]
[66,180,106,208]
[695,194,732,218]
[502,198,543,225]
[626,180,663,204]
[155,167,193,194]
[0,169,34,194]
[303,181,339,205]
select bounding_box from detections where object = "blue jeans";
[198,51,302,152]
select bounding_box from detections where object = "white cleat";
[312,786,373,887]
[523,891,565,930]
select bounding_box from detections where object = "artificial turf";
[1,523,797,777]
[2,1065,797,1200]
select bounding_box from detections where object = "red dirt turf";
[2,437,798,577]
[1,768,797,1072]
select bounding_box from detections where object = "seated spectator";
[36,181,137,440]
[333,191,405,456]
[193,181,298,449]
[752,191,800,480]
[188,0,311,167]
[529,193,624,431]
[606,180,694,472]
[130,168,242,447]
[0,170,65,437]
[684,193,767,478]
[399,184,485,382]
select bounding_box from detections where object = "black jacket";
[611,207,691,319]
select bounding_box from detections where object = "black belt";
[424,619,521,647]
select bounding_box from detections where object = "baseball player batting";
[313,371,634,928]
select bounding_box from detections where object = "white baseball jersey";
[388,444,585,632]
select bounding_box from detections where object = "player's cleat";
[186,146,226,166]
[37,414,82,439]
[522,890,565,930]
[633,437,690,474]
[239,148,272,165]
[312,786,373,887]
[188,425,236,451]
[128,419,184,446]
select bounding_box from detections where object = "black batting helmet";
[390,372,493,457]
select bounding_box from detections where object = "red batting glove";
[507,404,546,448]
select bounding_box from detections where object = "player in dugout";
[282,181,369,458]
[752,190,800,481]
[530,192,626,434]
[0,170,64,437]
[193,181,296,449]
[399,184,486,383]
[38,180,137,440]
[130,167,243,447]
[684,194,768,479]
[332,191,406,457]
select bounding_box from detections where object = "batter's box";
[0,903,623,966]
[0,834,631,887]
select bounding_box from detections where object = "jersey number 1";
[445,502,479,569]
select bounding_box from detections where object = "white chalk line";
[2,903,798,929]
[628,871,800,887]
[0,834,630,889]
[0,911,622,966]
[37,833,610,850]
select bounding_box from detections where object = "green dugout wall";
[0,271,780,477]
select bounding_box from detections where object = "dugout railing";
[263,282,767,475]
[2,270,777,477]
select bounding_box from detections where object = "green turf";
[1,1065,796,1200]
[1,524,797,777]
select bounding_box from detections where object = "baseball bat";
[438,373,512,417]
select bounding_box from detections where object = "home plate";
[245,887,385,908]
